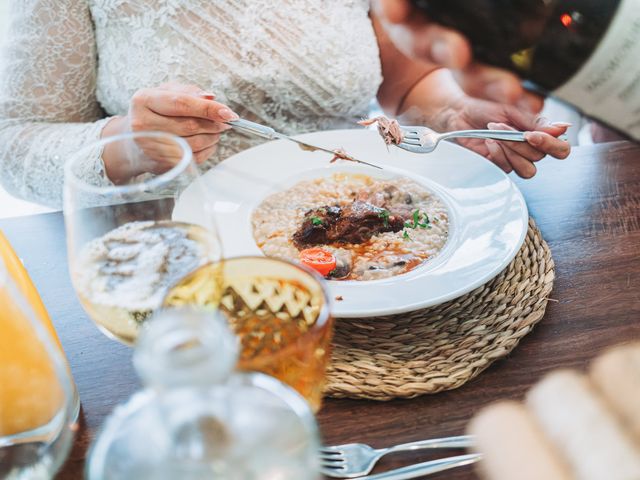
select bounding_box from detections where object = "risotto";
[252,173,449,281]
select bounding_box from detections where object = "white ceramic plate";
[174,129,528,318]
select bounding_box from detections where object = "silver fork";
[397,125,568,154]
[320,435,475,478]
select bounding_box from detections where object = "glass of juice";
[0,240,79,478]
[64,132,222,345]
[163,256,333,412]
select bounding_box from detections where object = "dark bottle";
[411,0,640,140]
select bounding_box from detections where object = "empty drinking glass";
[64,132,222,345]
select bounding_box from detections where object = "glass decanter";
[86,308,320,479]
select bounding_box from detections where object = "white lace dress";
[0,0,382,207]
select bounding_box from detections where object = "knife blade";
[226,118,383,170]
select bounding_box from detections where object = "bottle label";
[553,0,640,140]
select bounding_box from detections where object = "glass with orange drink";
[163,256,334,412]
[0,231,78,478]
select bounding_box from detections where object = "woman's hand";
[394,69,570,178]
[444,95,571,178]
[102,83,238,183]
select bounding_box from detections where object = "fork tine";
[319,453,345,461]
[319,446,343,454]
[402,133,422,141]
[396,143,427,154]
[319,452,346,463]
[401,132,421,140]
[320,457,346,465]
[320,466,349,478]
[400,137,422,146]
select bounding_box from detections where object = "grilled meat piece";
[293,201,403,247]
[292,206,341,247]
[329,201,403,244]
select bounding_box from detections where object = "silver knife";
[227,118,383,170]
[354,453,481,480]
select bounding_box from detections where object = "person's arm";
[0,0,113,207]
[372,0,524,105]
[374,14,441,115]
[373,17,570,178]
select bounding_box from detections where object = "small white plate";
[174,129,528,318]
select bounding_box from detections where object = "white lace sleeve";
[0,0,112,208]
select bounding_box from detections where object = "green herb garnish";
[378,209,390,227]
[419,212,431,229]
[412,209,421,227]
[402,230,410,240]
[405,209,432,230]
[311,216,323,226]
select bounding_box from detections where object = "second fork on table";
[320,435,475,478]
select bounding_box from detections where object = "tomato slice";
[299,248,337,277]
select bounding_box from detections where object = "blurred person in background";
[0,1,569,208]
[374,0,630,145]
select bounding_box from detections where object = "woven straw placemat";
[325,218,554,400]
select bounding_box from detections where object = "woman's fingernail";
[551,121,573,128]
[198,91,216,100]
[219,108,239,121]
[430,40,454,65]
[535,116,550,127]
[525,131,543,146]
[525,165,537,178]
[487,122,500,130]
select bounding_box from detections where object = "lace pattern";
[0,0,382,207]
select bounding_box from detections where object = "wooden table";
[2,142,639,479]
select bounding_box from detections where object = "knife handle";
[358,453,481,480]
[226,119,277,140]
